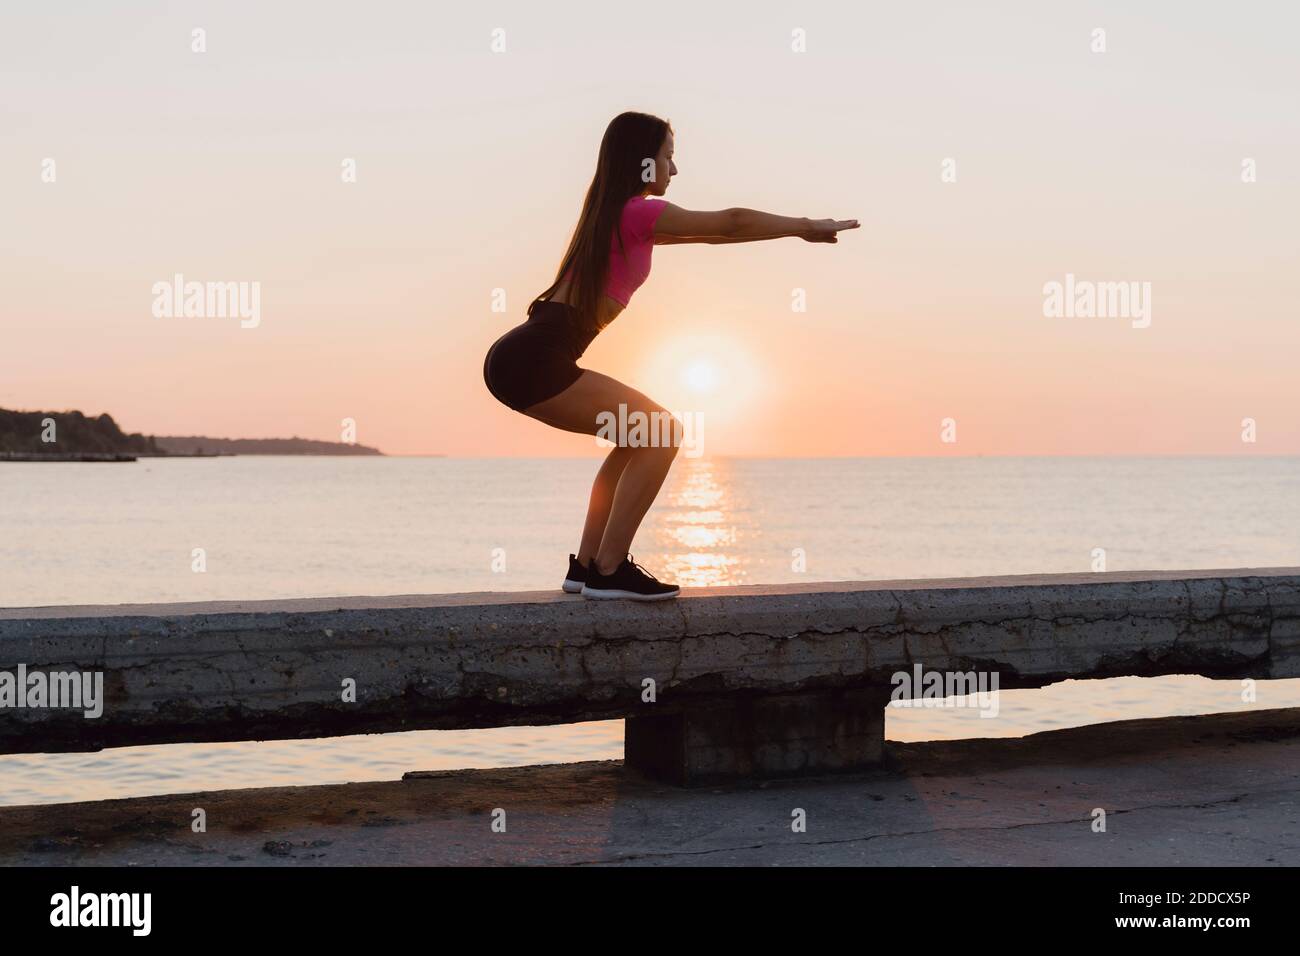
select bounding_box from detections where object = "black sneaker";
[562,553,587,594]
[581,555,680,602]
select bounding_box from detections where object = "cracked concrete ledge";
[1,707,1296,866]
[2,567,1298,755]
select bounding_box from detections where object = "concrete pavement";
[2,707,1296,866]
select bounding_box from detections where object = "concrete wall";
[2,567,1298,757]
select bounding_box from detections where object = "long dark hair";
[530,111,671,331]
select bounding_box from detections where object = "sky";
[3,1,1298,457]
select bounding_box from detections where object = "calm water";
[2,455,1298,806]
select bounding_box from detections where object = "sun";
[638,332,763,431]
[683,360,719,393]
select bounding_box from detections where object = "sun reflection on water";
[649,456,750,588]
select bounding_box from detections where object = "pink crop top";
[607,196,667,305]
[564,196,668,307]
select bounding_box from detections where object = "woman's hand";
[802,218,860,243]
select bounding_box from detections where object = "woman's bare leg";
[576,445,633,565]
[593,443,677,573]
[524,370,681,575]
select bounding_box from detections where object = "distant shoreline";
[1,407,387,458]
[0,452,144,463]
[153,436,384,457]
[0,450,397,462]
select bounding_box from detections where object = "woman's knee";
[634,412,683,461]
[593,403,678,450]
[665,416,685,457]
[638,409,684,457]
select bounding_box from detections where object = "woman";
[483,111,858,601]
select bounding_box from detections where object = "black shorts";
[483,301,598,412]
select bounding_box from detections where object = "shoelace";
[624,554,662,582]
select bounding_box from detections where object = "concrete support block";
[625,687,891,786]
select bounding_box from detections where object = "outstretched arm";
[655,233,794,245]
[653,204,859,244]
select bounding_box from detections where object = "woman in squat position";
[483,111,857,601]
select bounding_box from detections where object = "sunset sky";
[3,2,1298,456]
